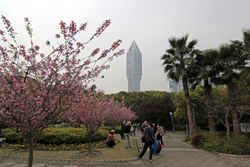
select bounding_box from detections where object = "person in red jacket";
[106,130,115,148]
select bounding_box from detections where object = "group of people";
[105,120,165,162]
[120,120,133,148]
[105,120,134,149]
[137,121,164,162]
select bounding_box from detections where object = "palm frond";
[168,38,177,48]
[187,39,198,49]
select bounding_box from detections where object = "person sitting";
[61,122,68,128]
[106,130,116,148]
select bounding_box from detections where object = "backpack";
[156,140,162,153]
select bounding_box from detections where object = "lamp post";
[169,112,175,134]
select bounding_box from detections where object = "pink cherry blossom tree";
[104,97,137,130]
[0,15,124,167]
[65,90,109,152]
[65,91,137,153]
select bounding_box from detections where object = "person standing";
[156,123,164,147]
[141,121,148,136]
[153,123,157,137]
[124,121,132,149]
[132,122,137,135]
[120,120,126,139]
[106,130,116,148]
[130,125,134,136]
[137,123,140,131]
[137,121,154,161]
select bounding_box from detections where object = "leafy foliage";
[192,131,250,155]
[174,87,207,129]
[135,95,176,128]
[107,90,173,109]
[217,131,227,138]
[192,135,204,147]
[3,127,109,145]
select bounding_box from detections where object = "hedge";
[100,126,121,134]
[2,127,109,145]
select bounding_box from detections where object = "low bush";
[1,139,120,151]
[3,127,109,145]
[192,135,204,147]
[100,126,121,134]
[217,131,227,138]
[191,131,250,155]
[246,132,250,139]
[2,128,23,144]
[175,125,186,131]
[200,132,225,152]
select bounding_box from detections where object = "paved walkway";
[134,131,250,167]
[1,131,250,167]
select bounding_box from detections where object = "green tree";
[239,30,250,80]
[174,87,207,129]
[161,34,198,136]
[136,95,176,128]
[107,90,170,109]
[188,49,219,132]
[215,42,248,134]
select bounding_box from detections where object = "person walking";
[120,120,126,139]
[124,121,132,149]
[137,121,154,161]
[106,130,116,148]
[156,123,164,147]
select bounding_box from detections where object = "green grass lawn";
[0,135,138,160]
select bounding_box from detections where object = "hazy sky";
[1,0,250,94]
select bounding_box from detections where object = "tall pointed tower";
[126,41,142,92]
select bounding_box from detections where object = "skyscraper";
[126,41,142,92]
[169,80,183,93]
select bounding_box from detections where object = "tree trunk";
[225,116,230,139]
[88,136,91,153]
[182,76,197,136]
[204,79,216,132]
[28,138,34,167]
[228,83,240,134]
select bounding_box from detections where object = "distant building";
[126,41,142,92]
[169,78,215,93]
[169,80,183,93]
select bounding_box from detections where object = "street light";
[169,112,175,134]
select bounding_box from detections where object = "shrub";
[2,128,23,144]
[37,127,109,144]
[222,135,250,155]
[218,131,227,138]
[2,139,121,151]
[201,132,225,152]
[192,135,204,147]
[175,125,186,131]
[246,132,250,139]
[197,131,250,155]
[100,126,121,134]
[3,127,109,145]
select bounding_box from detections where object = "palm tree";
[161,34,198,136]
[188,49,219,132]
[216,42,248,134]
[239,30,250,80]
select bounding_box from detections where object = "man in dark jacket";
[137,121,154,161]
[120,120,126,139]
